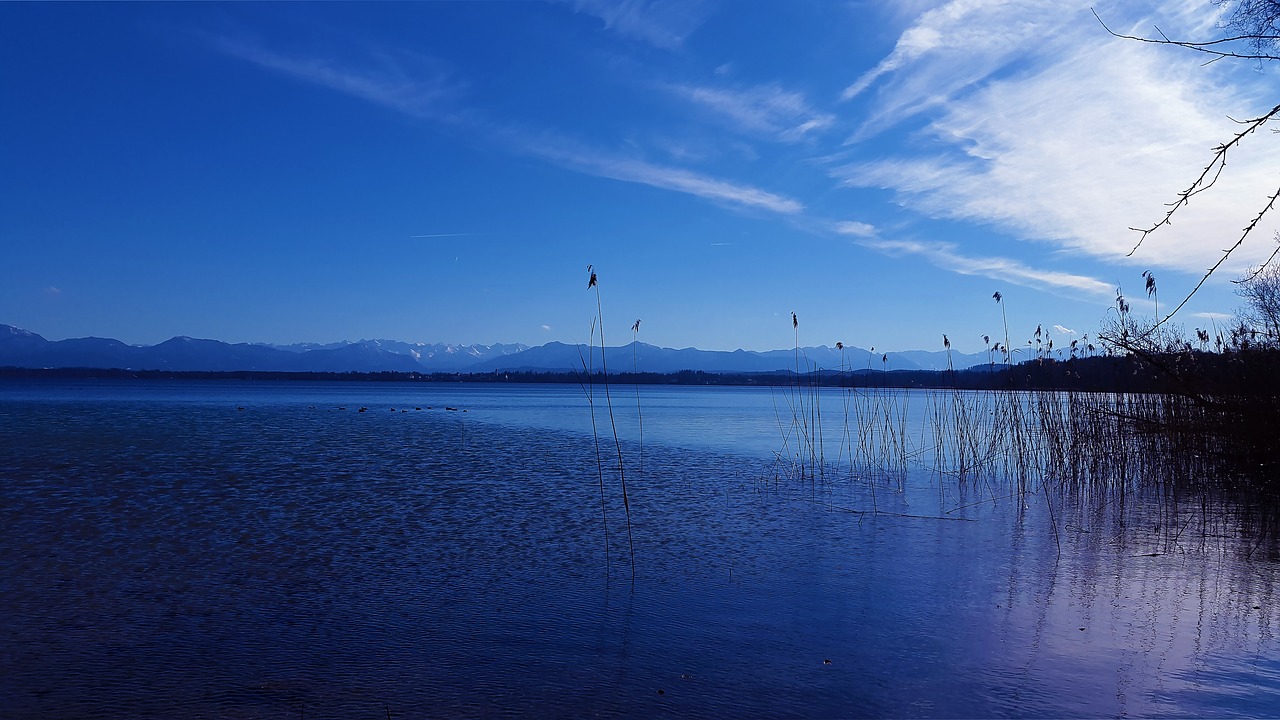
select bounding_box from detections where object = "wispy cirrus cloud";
[560,0,715,49]
[523,136,804,214]
[213,36,458,119]
[212,33,800,217]
[858,237,1114,299]
[834,0,1280,277]
[841,0,1069,140]
[834,220,877,238]
[665,82,834,142]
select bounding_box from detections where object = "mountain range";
[0,324,992,374]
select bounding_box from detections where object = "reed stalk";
[588,266,635,580]
[575,316,610,572]
[632,320,645,486]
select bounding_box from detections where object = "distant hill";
[464,341,987,373]
[0,324,990,374]
[0,326,421,373]
[265,339,530,371]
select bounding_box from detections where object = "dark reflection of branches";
[991,490,1280,715]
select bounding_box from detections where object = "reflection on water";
[1,379,1277,718]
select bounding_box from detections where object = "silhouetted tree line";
[1086,0,1280,492]
[1094,262,1280,484]
[3,353,1274,396]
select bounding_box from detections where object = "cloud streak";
[834,220,877,238]
[213,36,457,119]
[859,238,1114,299]
[666,82,834,142]
[521,134,804,214]
[561,0,714,49]
[212,32,804,217]
[841,0,1069,141]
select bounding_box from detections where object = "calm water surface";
[2,379,1277,718]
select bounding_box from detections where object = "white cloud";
[521,134,804,214]
[666,82,834,142]
[841,0,1071,139]
[859,237,1114,298]
[1052,324,1076,336]
[834,220,877,238]
[213,34,800,217]
[593,157,804,214]
[561,0,714,49]
[541,324,553,332]
[834,0,1280,277]
[214,37,456,119]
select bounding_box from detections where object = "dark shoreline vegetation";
[0,348,1272,393]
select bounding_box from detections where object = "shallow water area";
[2,379,1278,718]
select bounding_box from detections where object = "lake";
[2,379,1278,718]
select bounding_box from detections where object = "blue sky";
[4,1,1277,353]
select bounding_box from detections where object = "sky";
[3,1,1278,354]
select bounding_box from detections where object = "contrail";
[410,233,478,238]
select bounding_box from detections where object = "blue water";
[2,379,1277,718]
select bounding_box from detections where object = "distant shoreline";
[0,358,1183,393]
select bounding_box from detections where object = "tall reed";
[754,287,1278,542]
[632,319,645,486]
[587,266,635,580]
[574,312,609,570]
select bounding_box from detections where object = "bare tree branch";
[1156,181,1280,328]
[1092,8,1280,61]
[1127,103,1280,258]
[1092,4,1280,329]
[1238,232,1280,283]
